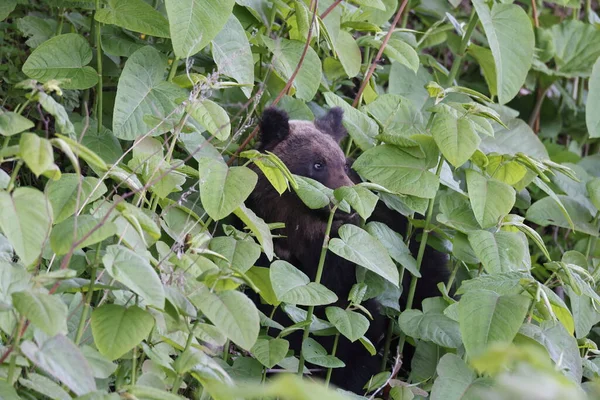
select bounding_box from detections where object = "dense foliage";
[0,0,600,399]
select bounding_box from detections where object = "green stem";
[7,160,23,192]
[297,205,338,375]
[446,259,459,293]
[173,320,200,393]
[222,339,230,364]
[380,319,394,371]
[56,8,65,35]
[397,157,444,353]
[324,333,340,386]
[167,57,179,82]
[75,243,101,345]
[131,345,138,385]
[94,0,103,133]
[7,317,26,385]
[586,212,599,261]
[446,9,478,86]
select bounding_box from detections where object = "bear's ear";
[315,107,347,143]
[259,107,290,148]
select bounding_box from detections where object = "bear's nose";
[336,174,354,188]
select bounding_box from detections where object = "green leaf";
[91,304,155,360]
[480,118,548,160]
[12,290,67,336]
[292,175,331,209]
[102,245,165,309]
[353,144,440,198]
[335,30,361,78]
[76,119,123,164]
[165,0,234,58]
[270,260,338,306]
[189,284,259,351]
[187,99,231,141]
[18,373,71,400]
[212,14,254,98]
[430,354,491,400]
[399,309,462,348]
[329,224,399,287]
[324,92,378,150]
[0,0,16,21]
[325,307,369,342]
[233,203,274,261]
[0,111,34,136]
[467,44,497,98]
[551,20,600,77]
[100,26,144,57]
[334,185,378,220]
[458,289,530,358]
[95,0,170,38]
[209,236,261,273]
[22,33,97,90]
[112,46,185,140]
[302,338,345,368]
[587,178,600,210]
[46,174,107,224]
[586,57,600,138]
[50,215,117,255]
[472,0,534,104]
[526,195,598,236]
[36,92,75,135]
[251,338,290,369]
[0,188,52,267]
[365,221,420,277]
[384,39,419,73]
[263,36,321,101]
[467,230,530,274]
[466,170,515,228]
[21,335,96,396]
[19,133,54,177]
[431,110,480,168]
[199,158,257,220]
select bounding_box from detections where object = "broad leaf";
[526,195,598,236]
[165,0,235,58]
[234,204,274,261]
[302,338,345,368]
[430,354,491,400]
[468,230,530,274]
[12,290,67,336]
[324,92,378,150]
[102,245,165,309]
[458,289,530,357]
[251,338,289,369]
[365,221,420,277]
[0,187,52,267]
[325,307,369,342]
[551,20,600,77]
[22,33,97,89]
[587,57,600,138]
[399,309,462,348]
[329,224,399,287]
[91,304,155,360]
[18,373,71,400]
[270,260,338,306]
[187,99,231,141]
[46,174,107,224]
[209,236,261,273]
[112,46,185,140]
[0,111,34,136]
[335,30,361,78]
[19,133,54,177]
[50,215,117,256]
[334,185,378,220]
[431,111,480,168]
[466,170,515,228]
[95,0,170,38]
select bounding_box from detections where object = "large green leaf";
[468,230,530,274]
[458,289,530,358]
[0,111,34,136]
[270,260,338,306]
[325,307,369,342]
[102,245,165,309]
[199,158,257,220]
[399,309,462,348]
[91,304,155,360]
[212,14,254,97]
[335,30,361,78]
[329,224,399,287]
[551,20,600,77]
[189,284,259,351]
[334,185,378,220]
[526,195,598,236]
[430,354,491,400]
[302,338,345,368]
[46,174,107,224]
[234,204,274,261]
[21,335,96,396]
[19,133,54,177]
[586,57,600,138]
[22,33,97,90]
[466,170,515,228]
[263,36,321,101]
[112,46,185,140]
[187,99,231,141]
[431,110,480,168]
[365,221,420,277]
[165,0,234,58]
[472,0,534,104]
[12,290,67,336]
[18,373,71,400]
[353,144,440,198]
[95,0,170,38]
[324,92,379,150]
[0,188,52,267]
[480,118,548,160]
[209,236,261,273]
[251,338,289,369]
[50,215,117,255]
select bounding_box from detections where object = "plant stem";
[7,160,23,192]
[75,243,102,345]
[397,157,444,353]
[324,333,340,386]
[168,57,179,82]
[131,345,138,385]
[173,320,200,393]
[446,259,459,293]
[7,317,26,384]
[94,0,103,133]
[297,205,338,375]
[446,8,478,86]
[586,212,599,261]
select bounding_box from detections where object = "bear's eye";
[313,162,324,171]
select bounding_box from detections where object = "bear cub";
[246,107,449,394]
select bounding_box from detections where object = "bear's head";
[258,107,354,190]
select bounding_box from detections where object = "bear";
[245,106,450,393]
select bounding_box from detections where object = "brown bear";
[246,107,449,393]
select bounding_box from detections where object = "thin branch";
[320,0,342,19]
